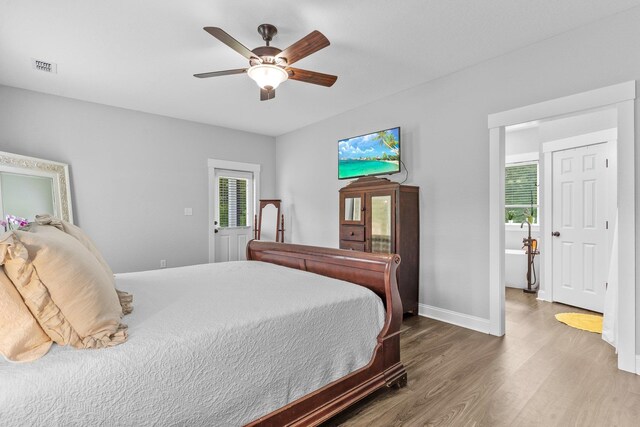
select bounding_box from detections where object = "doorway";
[504,121,616,313]
[208,159,261,263]
[489,81,636,373]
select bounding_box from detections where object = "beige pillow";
[34,215,114,278]
[32,216,132,315]
[0,265,52,362]
[0,229,127,349]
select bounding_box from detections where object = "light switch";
[184,208,193,216]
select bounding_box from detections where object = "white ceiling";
[2,0,640,136]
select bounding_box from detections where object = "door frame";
[540,129,617,306]
[207,158,261,263]
[488,81,636,373]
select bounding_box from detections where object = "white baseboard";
[636,355,640,375]
[418,304,491,334]
[537,290,550,302]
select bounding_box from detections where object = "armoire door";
[366,190,396,254]
[340,191,365,225]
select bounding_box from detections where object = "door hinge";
[606,158,609,168]
[606,220,609,229]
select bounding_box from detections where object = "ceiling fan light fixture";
[247,64,288,90]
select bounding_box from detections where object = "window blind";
[505,163,538,206]
[218,177,247,228]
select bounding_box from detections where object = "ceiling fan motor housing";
[257,23,278,45]
[250,46,286,66]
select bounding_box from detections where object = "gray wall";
[505,127,539,156]
[275,7,640,333]
[0,85,276,273]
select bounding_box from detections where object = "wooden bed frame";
[245,240,407,426]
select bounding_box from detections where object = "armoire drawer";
[340,225,365,242]
[340,240,366,251]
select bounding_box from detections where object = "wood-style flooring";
[325,288,640,426]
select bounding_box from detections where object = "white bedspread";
[0,261,385,426]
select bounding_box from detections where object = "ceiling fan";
[194,24,337,101]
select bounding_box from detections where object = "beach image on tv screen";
[338,127,400,179]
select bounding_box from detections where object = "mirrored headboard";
[0,151,73,223]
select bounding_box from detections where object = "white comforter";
[0,261,385,426]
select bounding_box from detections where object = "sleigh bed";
[0,241,406,426]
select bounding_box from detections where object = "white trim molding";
[615,99,636,373]
[488,81,636,128]
[536,289,550,302]
[488,81,636,374]
[418,304,491,334]
[489,126,506,336]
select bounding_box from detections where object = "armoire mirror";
[344,196,362,221]
[0,151,73,224]
[254,199,284,242]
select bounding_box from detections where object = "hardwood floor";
[325,288,640,426]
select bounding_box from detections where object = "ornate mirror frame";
[0,151,74,223]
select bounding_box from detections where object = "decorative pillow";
[0,265,52,362]
[32,215,132,315]
[0,229,127,349]
[34,215,114,277]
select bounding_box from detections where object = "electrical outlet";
[160,260,167,268]
[184,208,193,216]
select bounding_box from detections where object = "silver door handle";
[552,231,560,237]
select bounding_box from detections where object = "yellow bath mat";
[555,313,603,333]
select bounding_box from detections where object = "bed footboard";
[246,240,406,426]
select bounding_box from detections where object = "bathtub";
[505,248,538,289]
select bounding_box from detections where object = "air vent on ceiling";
[31,58,57,74]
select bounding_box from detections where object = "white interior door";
[212,169,253,262]
[552,142,610,312]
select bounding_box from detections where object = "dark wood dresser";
[339,177,419,314]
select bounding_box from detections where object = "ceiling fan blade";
[204,27,259,61]
[276,30,330,66]
[287,68,337,87]
[260,88,276,101]
[193,68,247,78]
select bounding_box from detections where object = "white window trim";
[505,159,540,226]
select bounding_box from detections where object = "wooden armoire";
[339,177,419,314]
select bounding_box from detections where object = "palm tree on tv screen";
[374,131,399,157]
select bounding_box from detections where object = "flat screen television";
[338,126,401,180]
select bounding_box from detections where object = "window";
[505,162,538,224]
[218,177,248,227]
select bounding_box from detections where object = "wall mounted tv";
[338,126,401,180]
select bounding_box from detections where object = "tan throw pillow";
[32,215,133,315]
[34,214,114,277]
[0,265,52,362]
[0,229,127,349]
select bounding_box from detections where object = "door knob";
[552,231,560,237]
